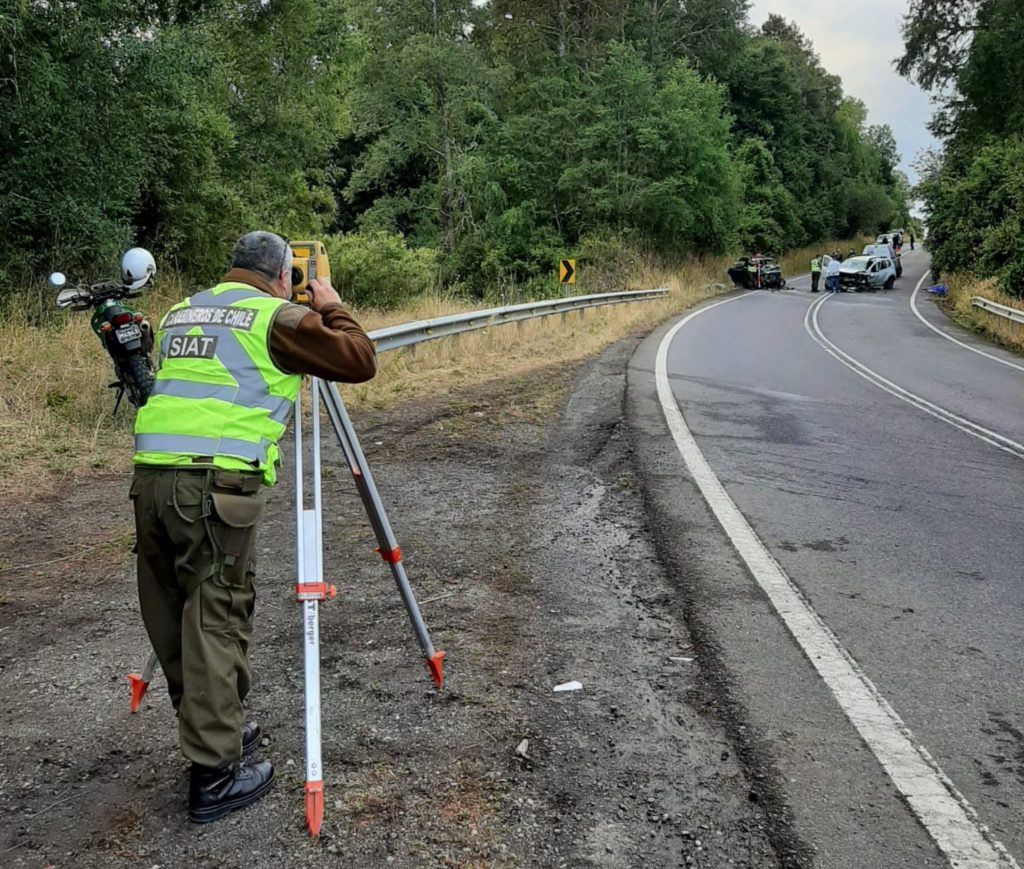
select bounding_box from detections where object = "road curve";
[626,251,1024,868]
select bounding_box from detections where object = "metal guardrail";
[972,296,1024,326]
[367,289,668,353]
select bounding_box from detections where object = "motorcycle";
[49,248,157,412]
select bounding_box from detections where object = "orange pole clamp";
[374,545,402,564]
[295,583,337,602]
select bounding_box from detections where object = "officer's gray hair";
[231,231,290,281]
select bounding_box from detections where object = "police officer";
[810,255,822,292]
[131,231,376,823]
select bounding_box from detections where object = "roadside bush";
[919,136,1024,298]
[576,231,649,294]
[326,232,439,309]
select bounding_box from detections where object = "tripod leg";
[319,382,444,688]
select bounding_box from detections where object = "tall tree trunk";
[649,0,658,64]
[431,0,455,254]
[557,0,568,59]
[437,86,456,255]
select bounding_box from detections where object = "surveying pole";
[293,379,332,834]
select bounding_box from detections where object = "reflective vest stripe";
[134,433,269,464]
[189,287,265,306]
[151,379,293,422]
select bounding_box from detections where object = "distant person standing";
[826,255,841,292]
[746,257,758,289]
[910,232,916,250]
[810,255,822,292]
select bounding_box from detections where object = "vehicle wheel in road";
[884,276,895,290]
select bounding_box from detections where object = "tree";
[340,0,494,269]
[897,0,981,91]
[900,0,1024,294]
[866,125,900,186]
[561,46,739,255]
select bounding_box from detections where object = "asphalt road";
[627,251,1024,868]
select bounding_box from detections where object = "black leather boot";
[242,721,262,755]
[188,759,275,824]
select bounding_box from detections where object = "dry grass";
[0,260,724,499]
[942,274,1024,354]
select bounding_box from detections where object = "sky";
[747,0,936,186]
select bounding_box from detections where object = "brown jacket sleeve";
[268,302,377,383]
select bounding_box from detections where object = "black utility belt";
[166,462,263,493]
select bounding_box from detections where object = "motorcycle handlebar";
[63,280,144,303]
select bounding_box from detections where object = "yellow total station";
[288,241,331,306]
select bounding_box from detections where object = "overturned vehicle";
[727,255,787,290]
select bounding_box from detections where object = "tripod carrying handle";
[320,382,446,689]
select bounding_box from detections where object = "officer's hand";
[308,278,342,312]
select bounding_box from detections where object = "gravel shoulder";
[0,338,779,868]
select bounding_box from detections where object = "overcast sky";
[747,0,936,186]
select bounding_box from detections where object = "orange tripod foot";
[427,651,445,689]
[127,673,149,713]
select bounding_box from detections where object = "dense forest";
[900,0,1024,297]
[1,0,910,305]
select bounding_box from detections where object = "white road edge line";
[910,272,1024,374]
[806,294,1024,459]
[656,295,1020,869]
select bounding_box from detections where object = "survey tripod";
[127,378,445,836]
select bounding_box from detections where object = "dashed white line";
[656,294,1020,869]
[909,272,1024,374]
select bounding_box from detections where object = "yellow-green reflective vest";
[811,258,821,273]
[133,282,301,486]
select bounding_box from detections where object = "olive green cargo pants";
[130,467,265,768]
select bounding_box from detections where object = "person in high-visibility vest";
[810,256,822,292]
[131,231,376,823]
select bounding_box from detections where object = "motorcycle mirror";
[56,287,82,309]
[48,272,67,289]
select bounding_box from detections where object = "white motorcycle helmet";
[121,247,156,290]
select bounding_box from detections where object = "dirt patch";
[0,342,777,867]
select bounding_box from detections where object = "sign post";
[559,259,576,297]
